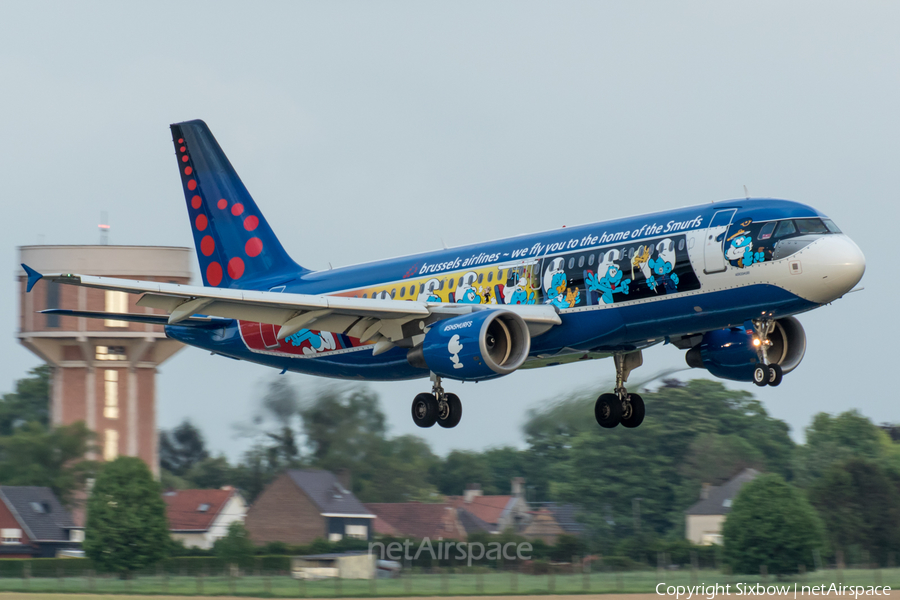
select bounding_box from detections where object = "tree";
[794,410,889,487]
[431,450,495,496]
[0,421,95,506]
[185,455,235,489]
[84,457,170,575]
[299,384,386,465]
[159,420,209,476]
[214,521,255,568]
[0,365,51,434]
[809,457,900,566]
[722,473,824,574]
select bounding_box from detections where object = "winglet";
[22,264,43,293]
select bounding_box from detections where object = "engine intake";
[685,316,807,382]
[408,310,531,381]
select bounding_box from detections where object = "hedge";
[0,556,293,578]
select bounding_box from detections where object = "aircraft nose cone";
[794,235,865,304]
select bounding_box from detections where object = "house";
[0,486,83,558]
[364,503,467,540]
[163,486,247,550]
[523,503,587,544]
[245,469,375,545]
[684,468,759,545]
[447,478,530,534]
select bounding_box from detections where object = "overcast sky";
[0,1,895,461]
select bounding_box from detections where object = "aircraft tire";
[752,364,768,387]
[595,393,622,428]
[411,393,438,428]
[620,393,645,428]
[437,393,462,429]
[767,364,784,387]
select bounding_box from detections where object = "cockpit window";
[758,222,776,240]
[795,218,829,235]
[822,219,842,234]
[773,220,796,238]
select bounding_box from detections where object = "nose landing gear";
[411,374,463,429]
[594,351,646,429]
[751,319,784,387]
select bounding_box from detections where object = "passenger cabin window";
[567,257,574,270]
[578,255,585,268]
[487,271,493,282]
[477,273,483,284]
[774,220,796,238]
[399,287,405,298]
[588,254,595,266]
[795,218,829,235]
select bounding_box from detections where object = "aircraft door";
[703,209,737,274]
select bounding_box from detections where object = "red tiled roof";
[163,488,234,531]
[364,503,465,540]
[446,495,512,526]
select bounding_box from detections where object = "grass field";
[0,568,895,597]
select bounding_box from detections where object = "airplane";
[24,120,866,431]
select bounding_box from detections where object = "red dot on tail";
[244,215,259,231]
[217,198,228,210]
[228,257,245,280]
[188,179,197,190]
[182,155,189,163]
[180,146,186,152]
[245,237,263,257]
[195,214,208,231]
[191,195,202,209]
[184,166,193,175]
[177,138,184,144]
[201,235,215,256]
[206,262,223,286]
[231,203,244,216]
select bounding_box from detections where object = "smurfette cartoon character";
[725,229,764,268]
[585,249,630,304]
[542,258,581,309]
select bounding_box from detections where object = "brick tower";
[16,245,193,475]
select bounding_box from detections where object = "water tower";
[16,245,193,475]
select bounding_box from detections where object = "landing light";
[752,338,761,347]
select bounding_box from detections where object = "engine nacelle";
[685,316,807,382]
[407,310,531,381]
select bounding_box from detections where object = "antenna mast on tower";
[98,211,110,245]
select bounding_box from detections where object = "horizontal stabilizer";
[22,264,43,293]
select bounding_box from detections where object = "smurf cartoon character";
[542,258,581,309]
[646,238,679,294]
[725,230,765,268]
[417,278,443,302]
[455,272,484,304]
[502,276,536,305]
[585,250,630,305]
[448,334,464,369]
[286,329,337,355]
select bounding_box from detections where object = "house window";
[104,429,119,461]
[0,529,22,545]
[104,291,128,327]
[345,524,367,540]
[328,533,343,542]
[104,370,119,419]
[96,346,127,361]
[69,529,85,543]
[198,503,210,512]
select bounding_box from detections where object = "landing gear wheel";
[437,393,462,428]
[595,393,622,428]
[767,364,783,387]
[620,393,645,428]
[752,363,768,387]
[411,393,438,428]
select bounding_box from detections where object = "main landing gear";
[595,351,645,429]
[411,374,462,429]
[751,318,783,388]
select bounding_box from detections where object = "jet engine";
[685,316,806,382]
[407,310,531,381]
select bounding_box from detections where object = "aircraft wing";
[23,265,560,351]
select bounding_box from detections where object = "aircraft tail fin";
[170,120,306,288]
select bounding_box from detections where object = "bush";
[723,473,824,574]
